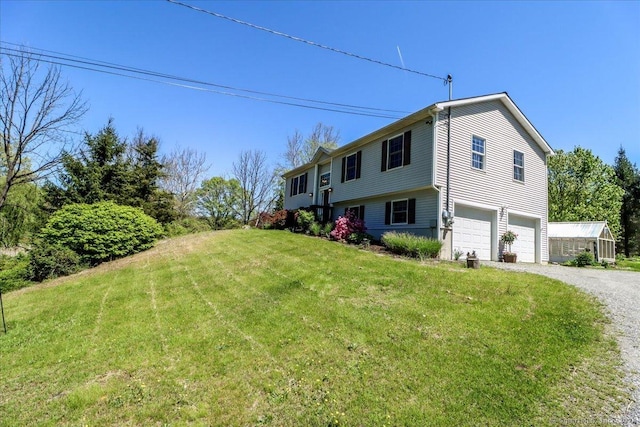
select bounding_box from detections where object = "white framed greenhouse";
[548,221,616,263]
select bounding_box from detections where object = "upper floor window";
[472,136,485,170]
[341,151,362,182]
[513,150,524,182]
[289,172,308,196]
[319,172,331,187]
[381,130,412,172]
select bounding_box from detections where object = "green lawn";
[0,230,630,426]
[617,257,640,271]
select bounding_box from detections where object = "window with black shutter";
[384,198,416,225]
[382,130,412,171]
[343,151,361,182]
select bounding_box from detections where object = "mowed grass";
[0,230,630,426]
[617,257,640,271]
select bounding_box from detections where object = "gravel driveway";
[487,262,640,424]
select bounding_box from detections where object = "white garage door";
[453,206,493,260]
[508,215,537,263]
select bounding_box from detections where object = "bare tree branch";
[0,48,87,210]
[232,150,276,224]
[159,146,210,217]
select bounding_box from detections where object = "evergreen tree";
[46,121,175,223]
[614,147,640,256]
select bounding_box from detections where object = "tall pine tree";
[614,147,640,256]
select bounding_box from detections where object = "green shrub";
[39,202,163,266]
[164,217,211,237]
[308,222,322,236]
[322,222,333,238]
[381,232,443,260]
[28,243,84,282]
[346,232,374,245]
[295,210,315,232]
[574,251,595,267]
[0,254,32,292]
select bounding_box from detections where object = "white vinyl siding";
[437,100,549,262]
[330,122,432,202]
[332,189,439,240]
[283,167,315,210]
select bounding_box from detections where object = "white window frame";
[319,172,331,188]
[345,152,358,182]
[472,136,485,170]
[391,199,409,225]
[387,133,404,170]
[513,150,524,182]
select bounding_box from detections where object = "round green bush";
[40,201,163,265]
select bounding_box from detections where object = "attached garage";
[453,205,496,260]
[507,214,538,263]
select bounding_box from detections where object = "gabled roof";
[548,222,613,239]
[284,92,553,177]
[433,93,554,155]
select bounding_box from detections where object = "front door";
[322,190,331,223]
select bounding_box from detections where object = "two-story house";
[283,93,554,262]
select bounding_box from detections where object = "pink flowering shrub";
[330,210,367,241]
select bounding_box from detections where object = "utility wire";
[166,0,449,83]
[0,49,404,119]
[0,41,409,116]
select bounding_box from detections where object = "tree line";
[1,47,638,261]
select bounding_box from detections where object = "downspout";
[445,106,452,222]
[429,112,441,239]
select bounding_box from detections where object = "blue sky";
[2,0,639,177]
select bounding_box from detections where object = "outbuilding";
[548,221,616,263]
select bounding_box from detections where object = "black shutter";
[408,198,416,224]
[341,157,346,183]
[356,151,362,179]
[344,207,348,216]
[381,140,388,172]
[289,178,294,197]
[303,172,308,193]
[403,130,412,166]
[385,202,391,225]
[359,205,365,220]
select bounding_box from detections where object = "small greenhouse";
[548,221,616,263]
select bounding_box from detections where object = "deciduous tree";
[160,147,210,218]
[0,48,87,211]
[232,150,276,225]
[195,177,242,229]
[548,147,624,237]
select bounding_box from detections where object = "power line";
[0,47,404,119]
[0,42,409,116]
[166,0,450,83]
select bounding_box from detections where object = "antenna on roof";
[447,75,453,100]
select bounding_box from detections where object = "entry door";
[322,190,331,223]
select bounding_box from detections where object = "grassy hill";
[0,230,630,426]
